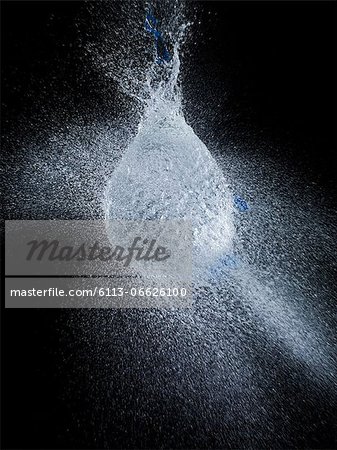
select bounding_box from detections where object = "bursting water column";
[105,12,235,283]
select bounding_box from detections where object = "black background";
[2,1,336,449]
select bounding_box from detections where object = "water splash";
[101,4,337,387]
[3,1,336,447]
[104,7,235,282]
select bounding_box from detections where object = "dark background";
[2,1,336,449]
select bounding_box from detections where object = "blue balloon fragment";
[209,254,239,279]
[234,195,249,212]
[144,12,171,64]
[219,254,238,269]
[144,13,159,35]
